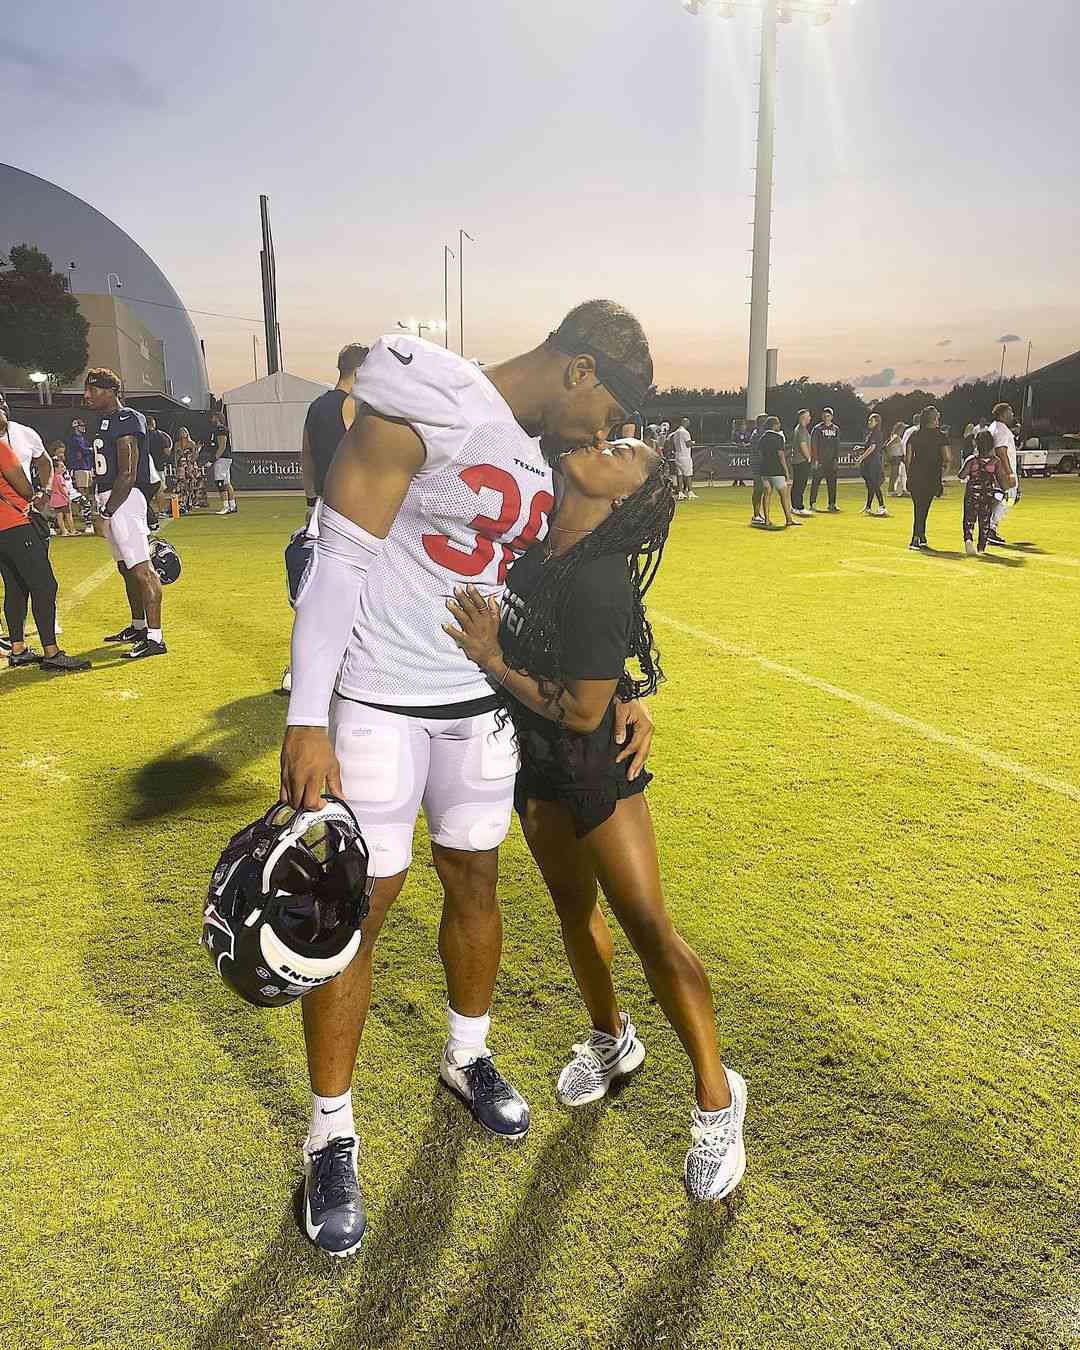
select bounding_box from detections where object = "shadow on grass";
[610,1203,740,1350]
[422,1115,602,1350]
[122,691,284,821]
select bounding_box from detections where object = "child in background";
[48,443,76,536]
[959,429,1009,555]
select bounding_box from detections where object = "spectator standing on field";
[146,415,174,490]
[0,393,52,500]
[960,429,1010,556]
[790,409,813,515]
[0,409,89,671]
[809,407,841,512]
[65,417,95,532]
[671,417,696,500]
[209,413,237,516]
[48,444,77,536]
[886,421,907,496]
[856,412,887,515]
[749,413,770,525]
[986,402,1019,546]
[731,418,751,488]
[301,343,369,516]
[905,406,949,550]
[755,416,800,528]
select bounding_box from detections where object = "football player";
[83,369,167,659]
[280,300,655,1256]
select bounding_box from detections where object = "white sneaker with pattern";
[556,1014,645,1107]
[684,1067,748,1201]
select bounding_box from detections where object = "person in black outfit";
[302,343,370,513]
[856,412,887,515]
[905,406,949,550]
[0,408,89,672]
[757,415,799,528]
[809,408,841,511]
[444,440,748,1203]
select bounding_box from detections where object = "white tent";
[223,371,330,455]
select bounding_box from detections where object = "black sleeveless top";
[304,389,349,496]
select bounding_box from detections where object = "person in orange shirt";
[0,413,90,672]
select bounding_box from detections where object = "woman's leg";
[863,475,875,510]
[874,476,885,509]
[0,543,30,646]
[521,798,621,1037]
[582,795,731,1111]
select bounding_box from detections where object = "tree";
[0,244,90,383]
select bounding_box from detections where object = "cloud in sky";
[1,40,166,107]
[997,333,1022,344]
[854,367,896,388]
[937,339,952,347]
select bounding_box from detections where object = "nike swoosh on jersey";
[389,349,414,365]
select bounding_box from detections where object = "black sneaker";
[104,623,144,643]
[828,506,840,513]
[439,1047,530,1140]
[302,1135,366,1257]
[987,531,1006,547]
[124,637,167,660]
[8,647,43,667]
[41,651,91,673]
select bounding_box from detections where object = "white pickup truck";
[1017,436,1079,477]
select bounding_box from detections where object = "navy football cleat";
[439,1047,530,1140]
[302,1135,367,1257]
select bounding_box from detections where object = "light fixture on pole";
[106,272,122,295]
[398,318,446,343]
[443,245,455,349]
[679,0,854,420]
[459,229,475,356]
[29,370,49,406]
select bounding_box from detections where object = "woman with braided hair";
[445,438,747,1202]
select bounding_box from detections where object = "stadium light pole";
[106,272,122,295]
[444,244,455,348]
[459,229,475,356]
[679,0,854,420]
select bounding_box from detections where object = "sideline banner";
[691,445,869,481]
[230,452,303,490]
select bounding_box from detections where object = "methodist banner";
[230,452,303,491]
[692,445,867,481]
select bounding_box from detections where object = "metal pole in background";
[259,194,281,375]
[444,244,455,348]
[746,0,778,422]
[252,333,259,380]
[996,342,1007,398]
[459,229,475,356]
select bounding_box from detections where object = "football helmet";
[150,537,181,585]
[202,798,372,1008]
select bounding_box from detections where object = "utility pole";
[259,194,281,375]
[747,0,778,422]
[459,229,475,356]
[444,244,455,349]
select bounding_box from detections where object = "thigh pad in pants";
[422,711,518,855]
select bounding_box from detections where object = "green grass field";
[3,479,1078,1350]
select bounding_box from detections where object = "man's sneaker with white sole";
[439,1046,530,1139]
[556,1014,646,1107]
[684,1067,748,1202]
[302,1134,366,1257]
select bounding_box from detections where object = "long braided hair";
[499,461,676,733]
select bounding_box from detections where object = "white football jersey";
[337,336,554,706]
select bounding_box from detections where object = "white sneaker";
[687,491,699,500]
[873,507,889,517]
[216,506,230,515]
[965,539,977,555]
[556,1015,646,1107]
[684,1067,747,1202]
[676,492,686,501]
[281,666,292,692]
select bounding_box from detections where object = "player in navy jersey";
[83,369,167,659]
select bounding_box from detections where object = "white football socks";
[308,1088,355,1148]
[447,1006,491,1060]
[147,628,163,644]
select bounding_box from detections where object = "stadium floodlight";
[397,318,443,341]
[181,396,192,404]
[106,271,123,294]
[679,0,851,418]
[28,371,48,383]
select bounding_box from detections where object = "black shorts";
[513,718,653,831]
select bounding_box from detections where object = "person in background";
[749,413,770,525]
[986,402,1019,546]
[886,420,907,496]
[756,415,800,528]
[302,344,370,517]
[48,443,77,536]
[0,393,53,501]
[905,406,949,550]
[0,408,89,671]
[960,429,1010,556]
[209,413,237,516]
[856,412,887,516]
[146,415,174,501]
[671,417,696,501]
[790,409,813,515]
[731,418,751,488]
[65,417,95,533]
[809,408,841,512]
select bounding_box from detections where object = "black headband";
[547,331,649,419]
[85,373,121,391]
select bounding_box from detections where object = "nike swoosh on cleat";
[389,349,414,365]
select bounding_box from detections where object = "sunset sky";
[4,0,1077,397]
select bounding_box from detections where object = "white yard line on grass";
[61,559,118,610]
[652,611,1080,805]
